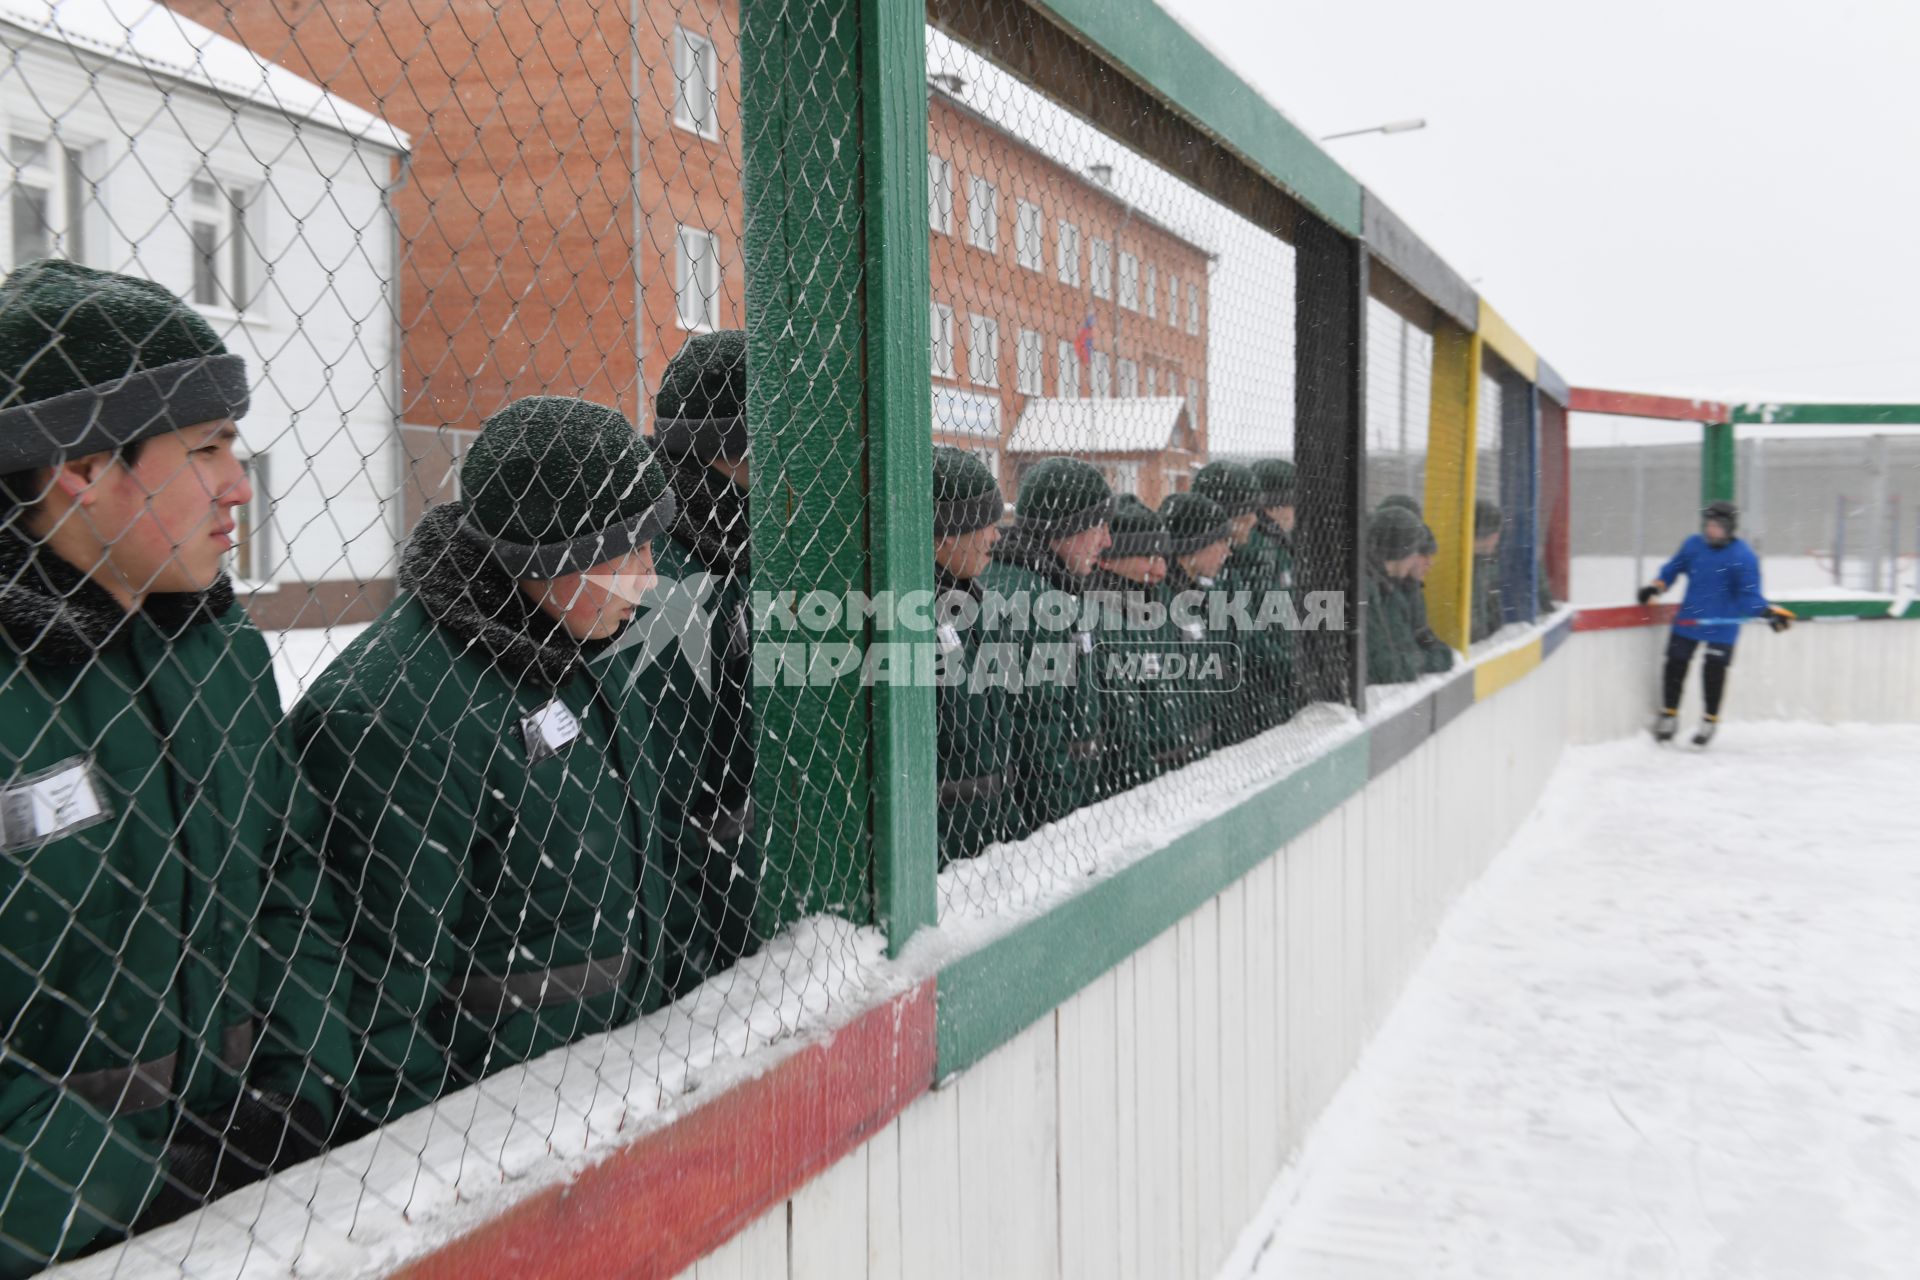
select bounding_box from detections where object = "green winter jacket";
[292,505,670,1128]
[980,530,1101,837]
[1402,577,1456,674]
[638,461,760,997]
[0,535,351,1276]
[933,570,1014,865]
[1227,524,1296,736]
[1082,569,1166,800]
[1470,552,1504,643]
[1365,564,1421,686]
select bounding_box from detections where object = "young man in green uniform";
[1470,497,1504,643]
[1376,497,1454,675]
[980,458,1112,837]
[930,447,1012,865]
[643,330,762,992]
[1192,460,1291,740]
[0,261,352,1271]
[1158,491,1235,765]
[1083,496,1173,798]
[1364,504,1427,685]
[295,397,678,1129]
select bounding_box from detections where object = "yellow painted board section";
[1422,324,1480,651]
[1476,299,1538,382]
[1474,635,1543,702]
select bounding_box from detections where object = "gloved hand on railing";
[1767,605,1795,633]
[1635,580,1666,605]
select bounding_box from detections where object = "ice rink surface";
[1225,722,1920,1280]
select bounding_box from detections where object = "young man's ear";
[48,452,114,504]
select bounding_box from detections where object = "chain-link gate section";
[0,0,891,1272]
[920,6,1364,927]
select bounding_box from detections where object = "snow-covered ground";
[1222,722,1920,1280]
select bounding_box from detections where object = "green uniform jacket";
[1470,552,1504,643]
[0,536,350,1275]
[1365,564,1421,685]
[1402,578,1456,674]
[292,506,670,1128]
[980,530,1100,837]
[933,570,1014,866]
[1229,523,1296,735]
[1082,569,1164,800]
[640,481,760,998]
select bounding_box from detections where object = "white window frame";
[967,312,999,387]
[1186,374,1200,415]
[5,134,91,269]
[671,27,720,140]
[928,154,954,236]
[228,450,273,586]
[1055,218,1080,285]
[1015,199,1043,271]
[1166,272,1180,327]
[966,174,998,253]
[1144,366,1157,397]
[930,300,956,379]
[1186,280,1201,335]
[1117,357,1139,398]
[1090,349,1110,399]
[188,171,257,314]
[1144,262,1157,320]
[1117,250,1139,312]
[1057,339,1079,399]
[1090,238,1111,299]
[1104,461,1140,495]
[675,224,721,332]
[1015,327,1044,394]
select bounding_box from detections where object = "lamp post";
[1321,118,1427,142]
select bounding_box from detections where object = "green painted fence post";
[1702,421,1736,505]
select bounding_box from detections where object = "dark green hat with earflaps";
[1103,494,1170,558]
[0,259,249,473]
[1013,457,1113,537]
[933,445,1004,535]
[1475,497,1504,538]
[1159,491,1231,556]
[1368,504,1423,563]
[1192,460,1261,517]
[1251,457,1297,507]
[1378,493,1422,517]
[655,329,748,462]
[459,396,678,579]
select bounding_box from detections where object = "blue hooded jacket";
[1655,533,1773,645]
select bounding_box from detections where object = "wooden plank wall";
[680,652,1575,1279]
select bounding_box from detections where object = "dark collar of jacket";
[934,565,982,602]
[666,455,750,576]
[0,525,234,665]
[991,525,1085,594]
[400,502,594,686]
[1256,515,1292,544]
[1083,567,1154,598]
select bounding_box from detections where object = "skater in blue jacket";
[1635,501,1795,745]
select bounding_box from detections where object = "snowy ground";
[1222,722,1920,1280]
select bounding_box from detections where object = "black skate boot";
[1691,716,1718,748]
[1652,709,1678,743]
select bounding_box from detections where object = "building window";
[6,135,89,268]
[1057,340,1079,399]
[1090,238,1111,299]
[1186,374,1200,415]
[967,313,999,387]
[189,174,255,312]
[675,225,720,331]
[1144,263,1157,320]
[1016,328,1044,394]
[1090,350,1110,399]
[229,452,271,583]
[1056,219,1080,285]
[928,154,953,236]
[1117,250,1139,312]
[1117,358,1138,398]
[966,175,998,253]
[1145,367,1157,397]
[930,301,956,379]
[671,27,720,139]
[1186,280,1201,335]
[1015,199,1043,271]
[1104,461,1140,495]
[1166,272,1179,327]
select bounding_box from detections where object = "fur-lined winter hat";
[1192,460,1261,517]
[1159,492,1231,556]
[459,396,677,578]
[933,446,1004,536]
[655,329,748,462]
[1013,457,1112,537]
[1251,458,1297,507]
[0,259,248,473]
[1368,504,1423,563]
[1103,495,1170,559]
[1474,497,1504,538]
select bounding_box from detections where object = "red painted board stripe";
[395,980,937,1280]
[1573,603,1679,632]
[1567,388,1730,422]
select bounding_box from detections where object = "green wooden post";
[1702,421,1736,505]
[741,0,937,949]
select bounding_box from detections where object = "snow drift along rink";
[1222,722,1920,1280]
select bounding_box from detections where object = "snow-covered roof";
[0,0,409,152]
[1007,396,1192,454]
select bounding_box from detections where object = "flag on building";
[1074,311,1095,364]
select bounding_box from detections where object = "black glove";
[134,1139,223,1231]
[222,1091,329,1180]
[1635,581,1664,606]
[1767,605,1795,633]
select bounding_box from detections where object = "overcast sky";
[1157,0,1920,444]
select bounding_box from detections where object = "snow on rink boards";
[1223,722,1920,1280]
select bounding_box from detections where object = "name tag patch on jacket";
[1,756,108,850]
[520,700,582,764]
[936,623,962,653]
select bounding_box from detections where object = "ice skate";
[1691,716,1718,748]
[1652,710,1678,743]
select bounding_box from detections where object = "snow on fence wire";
[0,0,1570,1274]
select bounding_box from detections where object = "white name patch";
[1,757,108,850]
[520,700,581,764]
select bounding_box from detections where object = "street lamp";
[1321,118,1427,142]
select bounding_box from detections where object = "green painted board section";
[862,0,940,955]
[936,736,1372,1076]
[1905,601,1920,621]
[1776,598,1894,620]
[1026,0,1363,235]
[1701,421,1735,505]
[743,0,874,928]
[1731,403,1920,426]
